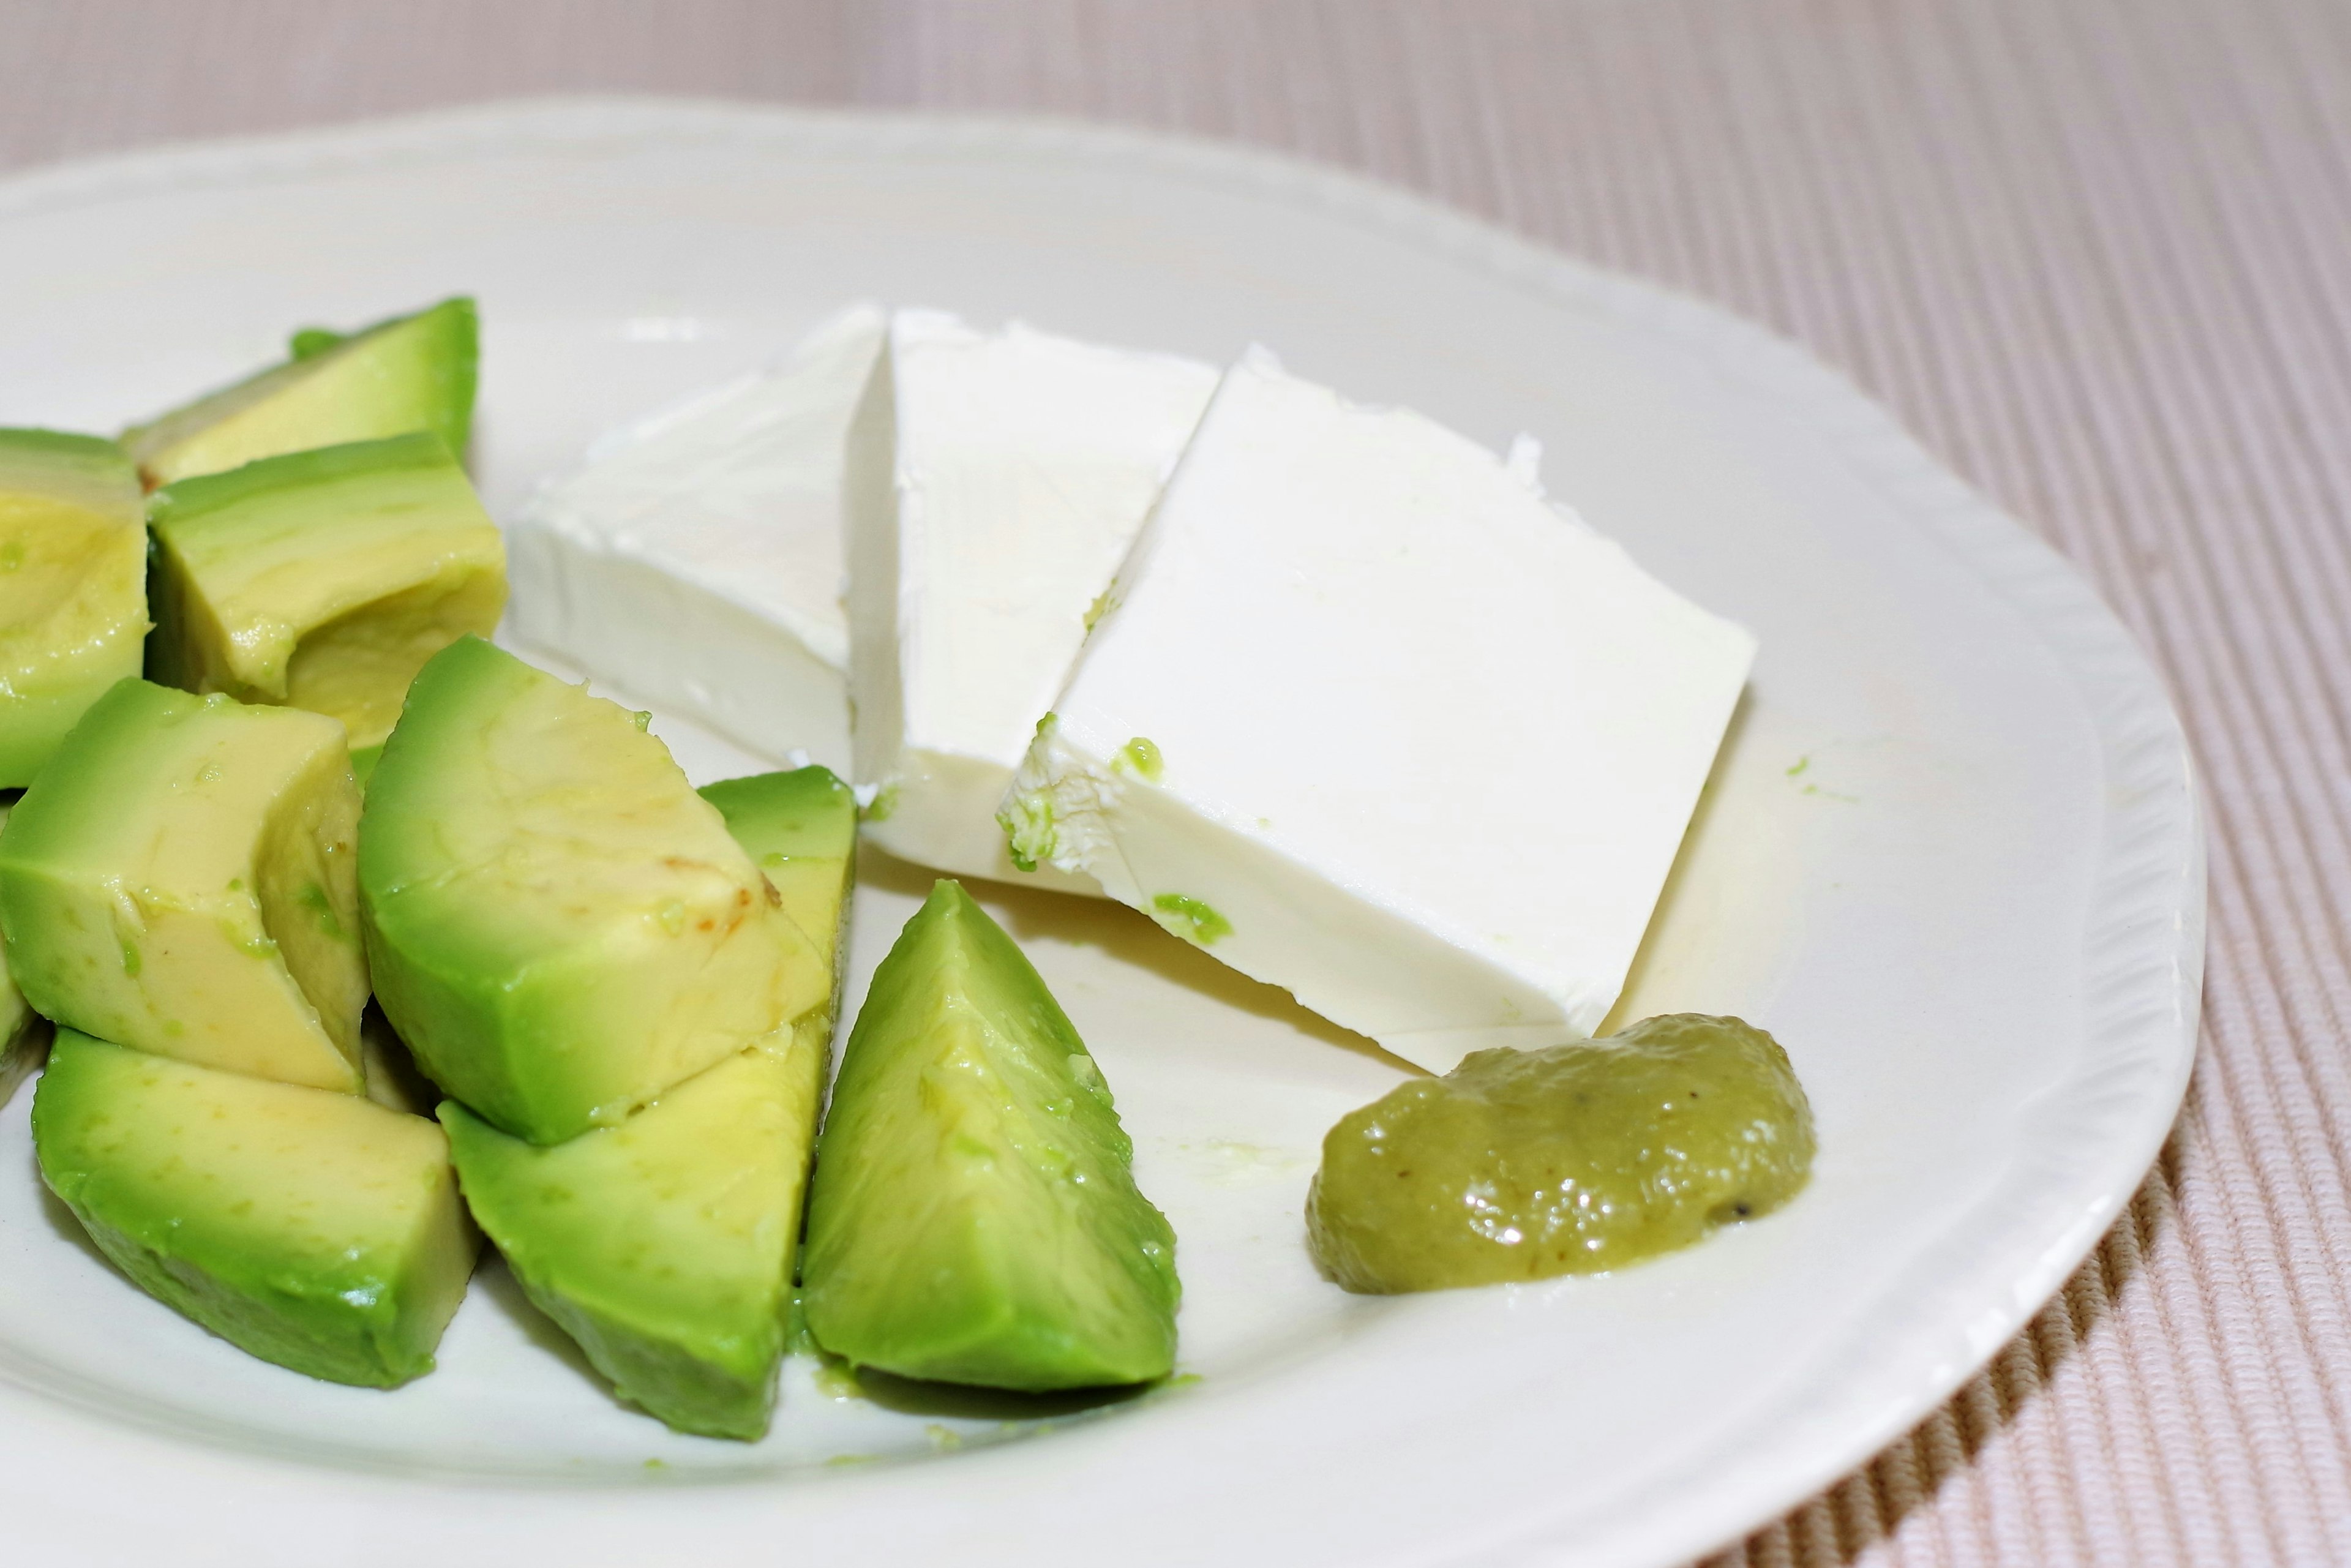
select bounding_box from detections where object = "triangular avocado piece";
[440,767,854,1439]
[122,297,477,488]
[802,879,1179,1390]
[441,1024,827,1439]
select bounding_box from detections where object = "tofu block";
[1003,351,1756,1071]
[846,311,1217,890]
[507,305,885,771]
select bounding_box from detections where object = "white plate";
[0,100,2201,1567]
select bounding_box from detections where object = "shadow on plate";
[469,1248,642,1413]
[32,1158,115,1274]
[818,1352,1158,1420]
[855,843,1425,1076]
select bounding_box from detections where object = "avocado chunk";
[148,433,508,751]
[0,804,54,1108]
[121,298,478,489]
[0,808,51,1109]
[35,1029,476,1386]
[436,766,855,1439]
[0,430,149,785]
[802,880,1179,1390]
[443,1027,828,1439]
[361,637,826,1144]
[0,681,366,1093]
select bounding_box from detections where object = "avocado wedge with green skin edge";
[0,430,149,786]
[440,767,857,1439]
[0,680,367,1093]
[803,879,1180,1392]
[122,297,478,489]
[361,637,827,1145]
[0,804,53,1109]
[443,1026,827,1439]
[34,1028,478,1387]
[147,433,508,751]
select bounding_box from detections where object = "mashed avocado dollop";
[1307,1014,1814,1292]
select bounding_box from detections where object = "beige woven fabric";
[4,1,2345,1562]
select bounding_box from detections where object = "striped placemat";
[4,2,2344,1562]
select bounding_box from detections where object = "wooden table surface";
[6,2,2348,1564]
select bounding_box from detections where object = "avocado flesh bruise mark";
[803,879,1180,1392]
[33,1029,478,1386]
[361,638,825,1144]
[121,297,478,488]
[443,766,856,1439]
[699,763,858,974]
[0,681,366,1093]
[0,431,149,786]
[146,433,508,751]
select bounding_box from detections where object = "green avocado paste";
[1306,1014,1815,1292]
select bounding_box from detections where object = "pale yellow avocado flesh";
[148,435,507,751]
[283,569,508,748]
[121,297,477,489]
[436,767,857,1438]
[0,491,145,705]
[361,639,825,1144]
[0,683,366,1094]
[0,434,149,786]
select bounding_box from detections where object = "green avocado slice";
[443,1024,827,1439]
[440,767,856,1439]
[0,681,366,1093]
[148,433,508,750]
[0,804,53,1109]
[121,297,478,489]
[802,879,1179,1391]
[361,638,827,1144]
[33,1028,478,1387]
[0,430,149,786]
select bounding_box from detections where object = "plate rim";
[0,96,2205,1567]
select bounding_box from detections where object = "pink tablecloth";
[6,2,2345,1562]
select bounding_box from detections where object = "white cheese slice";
[506,303,885,771]
[1003,350,1757,1071]
[844,310,1218,890]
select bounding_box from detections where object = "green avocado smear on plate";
[1307,1014,1815,1292]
